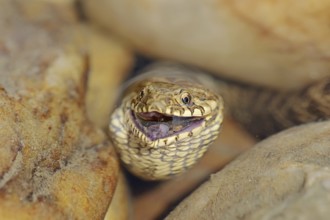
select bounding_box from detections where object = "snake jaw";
[130,110,205,141]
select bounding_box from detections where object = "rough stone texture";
[82,0,330,90]
[166,121,330,220]
[0,1,119,219]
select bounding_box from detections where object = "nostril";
[138,90,145,100]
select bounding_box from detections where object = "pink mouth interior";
[131,111,204,141]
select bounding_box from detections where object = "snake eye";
[181,93,191,105]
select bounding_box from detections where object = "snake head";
[132,82,220,117]
[126,74,224,142]
[109,63,224,180]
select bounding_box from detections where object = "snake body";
[217,75,330,138]
[109,62,330,180]
[109,64,224,180]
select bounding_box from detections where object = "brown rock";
[0,1,119,219]
[82,0,330,90]
[166,121,330,220]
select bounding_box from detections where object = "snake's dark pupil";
[182,96,190,104]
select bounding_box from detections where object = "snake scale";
[109,62,330,180]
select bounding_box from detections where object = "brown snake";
[109,62,330,180]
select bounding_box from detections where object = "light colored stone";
[82,0,330,90]
[85,25,133,128]
[166,121,330,220]
[104,173,132,220]
[84,25,134,219]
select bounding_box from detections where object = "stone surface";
[166,121,330,220]
[84,25,134,219]
[85,25,133,128]
[82,0,330,90]
[104,173,132,220]
[0,1,119,219]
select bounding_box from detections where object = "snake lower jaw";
[131,110,205,141]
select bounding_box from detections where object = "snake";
[109,62,330,180]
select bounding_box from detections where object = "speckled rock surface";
[166,121,330,220]
[0,1,120,219]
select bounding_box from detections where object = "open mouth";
[131,111,204,141]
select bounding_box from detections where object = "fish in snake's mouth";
[131,111,204,141]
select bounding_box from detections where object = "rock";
[84,25,134,219]
[104,173,132,220]
[166,121,330,220]
[0,1,119,219]
[82,0,330,90]
[85,25,133,128]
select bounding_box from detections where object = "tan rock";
[84,25,134,219]
[0,1,119,219]
[104,173,132,220]
[85,25,133,128]
[13,0,78,24]
[82,0,330,90]
[166,121,330,220]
